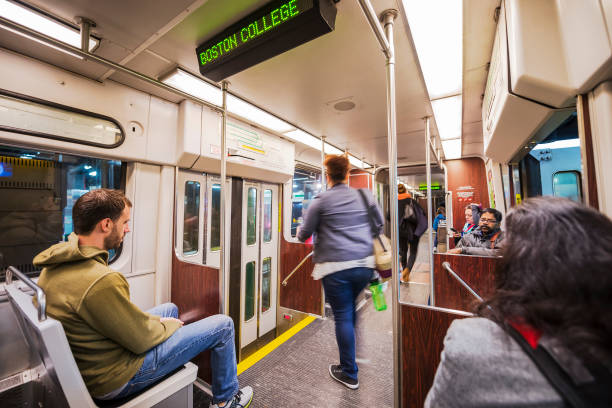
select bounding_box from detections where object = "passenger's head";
[73,189,132,250]
[478,208,502,234]
[324,154,350,186]
[477,197,612,365]
[465,204,481,225]
[398,184,406,194]
[436,206,445,216]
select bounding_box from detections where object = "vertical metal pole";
[425,117,435,306]
[382,9,400,408]
[321,136,327,191]
[220,81,229,315]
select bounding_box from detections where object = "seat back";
[5,268,97,408]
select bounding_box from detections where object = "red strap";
[490,231,500,249]
[510,321,542,349]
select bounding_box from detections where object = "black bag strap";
[504,325,588,408]
[357,188,377,238]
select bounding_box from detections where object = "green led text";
[199,0,301,67]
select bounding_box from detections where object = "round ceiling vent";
[333,100,356,111]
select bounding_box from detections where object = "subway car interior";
[1,0,611,406]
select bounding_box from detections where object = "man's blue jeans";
[322,267,372,381]
[111,303,238,404]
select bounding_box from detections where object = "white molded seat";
[5,277,197,408]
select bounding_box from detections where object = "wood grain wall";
[433,253,500,312]
[401,304,466,407]
[445,158,490,234]
[171,253,220,382]
[348,169,372,189]
[279,238,321,315]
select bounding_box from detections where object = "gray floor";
[235,299,393,407]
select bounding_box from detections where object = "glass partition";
[291,167,322,237]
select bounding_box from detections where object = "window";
[183,181,200,255]
[291,167,322,237]
[246,187,257,245]
[210,183,221,251]
[263,189,272,243]
[0,90,124,148]
[261,257,271,313]
[0,146,125,281]
[245,261,256,321]
[553,171,582,202]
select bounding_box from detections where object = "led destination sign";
[196,0,337,81]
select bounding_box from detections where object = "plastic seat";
[5,268,197,408]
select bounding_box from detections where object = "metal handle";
[281,252,313,287]
[5,266,47,321]
[441,262,483,302]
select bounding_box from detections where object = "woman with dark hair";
[297,154,383,390]
[426,197,612,407]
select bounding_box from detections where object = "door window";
[210,183,221,251]
[553,171,582,202]
[263,189,272,243]
[183,181,200,255]
[246,187,257,245]
[261,257,271,313]
[245,261,256,321]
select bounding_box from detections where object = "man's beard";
[104,226,123,250]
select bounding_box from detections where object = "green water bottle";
[370,274,387,312]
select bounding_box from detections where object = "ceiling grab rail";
[5,266,47,321]
[281,251,313,287]
[441,261,484,302]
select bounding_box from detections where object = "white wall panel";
[127,273,156,311]
[176,100,202,168]
[155,166,175,305]
[147,97,178,163]
[131,163,161,276]
[0,49,179,164]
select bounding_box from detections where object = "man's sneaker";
[329,364,359,389]
[210,386,253,408]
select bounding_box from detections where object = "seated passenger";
[451,203,481,245]
[425,197,612,407]
[448,208,503,256]
[33,189,252,408]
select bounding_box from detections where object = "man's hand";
[448,248,462,254]
[161,317,184,327]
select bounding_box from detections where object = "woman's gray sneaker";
[329,364,359,389]
[210,386,253,408]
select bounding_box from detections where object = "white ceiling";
[0,0,499,167]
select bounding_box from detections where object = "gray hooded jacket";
[456,227,504,256]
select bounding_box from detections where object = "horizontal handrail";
[5,266,47,321]
[281,251,313,287]
[441,261,483,302]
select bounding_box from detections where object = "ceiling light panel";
[0,0,98,52]
[161,69,222,106]
[348,155,364,169]
[431,95,462,140]
[402,0,462,99]
[283,129,321,150]
[323,143,343,155]
[441,139,462,160]
[227,95,295,133]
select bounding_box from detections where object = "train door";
[239,181,279,348]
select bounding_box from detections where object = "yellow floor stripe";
[237,315,317,375]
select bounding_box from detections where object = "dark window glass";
[245,261,256,321]
[247,188,257,245]
[183,181,200,255]
[263,189,272,243]
[291,167,322,237]
[0,146,124,281]
[211,183,221,251]
[261,257,271,313]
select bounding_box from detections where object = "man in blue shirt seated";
[449,208,504,256]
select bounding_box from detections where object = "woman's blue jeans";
[322,267,372,381]
[111,303,238,404]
